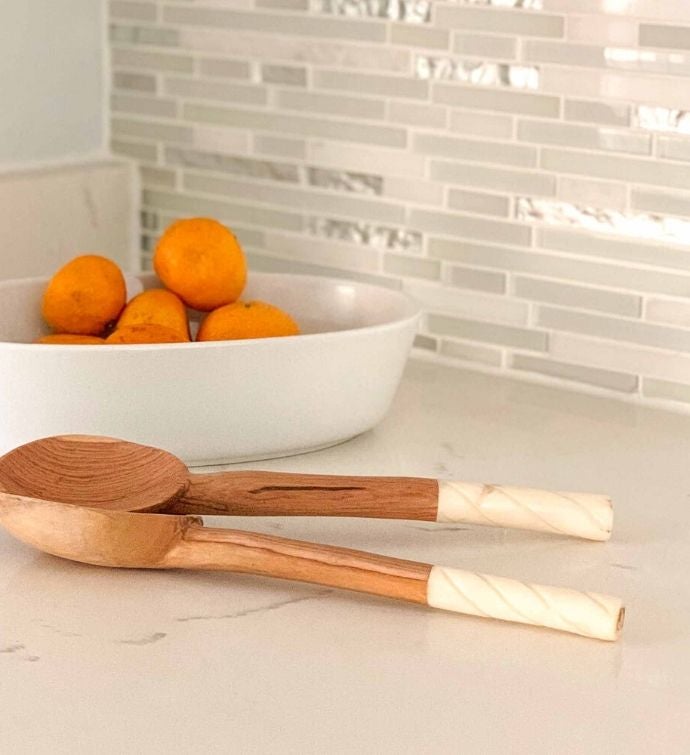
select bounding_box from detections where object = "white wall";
[0,1,105,167]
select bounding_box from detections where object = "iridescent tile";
[306,167,383,195]
[308,217,422,253]
[517,196,690,246]
[416,56,539,90]
[318,0,431,23]
[165,147,300,183]
[634,105,690,135]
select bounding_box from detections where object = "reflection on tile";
[416,57,539,89]
[166,146,300,182]
[318,0,431,23]
[517,196,690,246]
[634,105,690,134]
[307,167,383,195]
[308,217,422,252]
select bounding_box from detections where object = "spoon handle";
[173,472,612,541]
[163,523,623,641]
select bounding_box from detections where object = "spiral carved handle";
[427,566,624,640]
[437,481,613,541]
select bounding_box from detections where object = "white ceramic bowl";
[0,273,419,465]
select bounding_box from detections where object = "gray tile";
[449,109,513,139]
[384,254,441,280]
[439,339,503,367]
[142,189,304,231]
[110,1,156,22]
[514,276,641,317]
[111,48,193,73]
[658,136,690,162]
[110,24,178,47]
[428,314,548,351]
[315,69,429,100]
[642,378,690,404]
[518,119,650,155]
[414,132,535,167]
[409,208,530,246]
[538,306,690,353]
[256,0,308,8]
[447,188,510,217]
[261,64,307,87]
[434,6,564,37]
[111,139,158,162]
[391,23,449,49]
[166,147,300,182]
[448,265,506,293]
[111,93,177,119]
[183,103,407,147]
[193,126,251,156]
[383,176,444,206]
[183,172,406,224]
[645,298,690,327]
[523,40,604,67]
[140,166,176,189]
[453,32,517,59]
[112,118,193,144]
[389,100,447,129]
[541,147,690,190]
[413,334,438,352]
[631,188,690,217]
[557,176,627,212]
[564,98,630,126]
[112,71,157,94]
[277,89,385,120]
[308,140,427,177]
[199,58,252,80]
[430,160,556,196]
[639,23,690,51]
[430,237,690,297]
[433,83,559,117]
[254,134,306,159]
[165,77,267,105]
[163,4,386,41]
[512,354,638,393]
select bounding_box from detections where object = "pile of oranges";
[38,218,299,345]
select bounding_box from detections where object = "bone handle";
[437,481,613,541]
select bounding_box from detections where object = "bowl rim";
[0,271,421,350]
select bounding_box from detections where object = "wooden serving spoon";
[0,492,624,640]
[0,435,613,540]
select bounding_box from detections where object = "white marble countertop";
[2,360,690,754]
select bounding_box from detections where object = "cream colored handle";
[427,566,624,641]
[437,481,613,541]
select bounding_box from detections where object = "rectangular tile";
[408,208,531,246]
[642,378,690,404]
[183,103,407,148]
[165,77,267,106]
[428,314,548,351]
[308,217,421,254]
[658,136,690,162]
[163,5,386,42]
[511,354,638,393]
[183,172,406,224]
[110,1,156,21]
[389,99,446,129]
[111,48,194,74]
[645,298,690,328]
[418,58,539,90]
[564,98,629,127]
[142,189,304,231]
[539,306,690,353]
[453,32,517,59]
[254,134,306,160]
[277,89,385,120]
[168,147,299,182]
[111,94,177,119]
[262,231,381,273]
[319,0,431,23]
[383,176,444,206]
[391,23,449,50]
[523,40,605,68]
[447,188,510,217]
[261,64,307,87]
[447,265,506,294]
[199,58,252,80]
[567,16,637,46]
[541,147,690,190]
[514,276,641,317]
[429,237,690,297]
[307,167,382,195]
[307,140,427,177]
[110,24,178,47]
[518,119,650,155]
[433,83,559,117]
[434,6,564,38]
[631,188,690,217]
[634,106,690,135]
[557,176,627,212]
[384,254,441,280]
[430,160,556,196]
[315,69,428,100]
[439,339,503,367]
[111,139,158,162]
[140,166,176,189]
[449,109,513,139]
[413,334,438,352]
[112,71,157,94]
[256,0,308,8]
[639,24,690,51]
[193,126,251,156]
[112,118,193,144]
[413,132,536,167]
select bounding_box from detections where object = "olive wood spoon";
[0,435,613,540]
[0,492,624,640]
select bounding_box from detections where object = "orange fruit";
[116,288,190,341]
[197,300,299,342]
[36,334,105,345]
[154,218,247,311]
[106,324,188,344]
[42,255,126,335]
